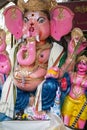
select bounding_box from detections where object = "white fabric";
[0,113,72,130]
[35,80,45,111]
[35,42,64,111]
[0,74,14,118]
[48,42,63,69]
[0,121,50,130]
[0,44,18,118]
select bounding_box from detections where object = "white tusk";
[23,34,27,39]
[35,35,40,42]
[23,0,28,3]
[17,39,22,43]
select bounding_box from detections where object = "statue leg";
[15,88,31,112]
[41,78,58,111]
[78,119,86,129]
[63,115,70,126]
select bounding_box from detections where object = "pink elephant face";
[22,11,50,41]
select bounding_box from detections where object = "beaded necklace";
[72,72,86,98]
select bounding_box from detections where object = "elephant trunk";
[17,39,36,66]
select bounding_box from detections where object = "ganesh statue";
[0,0,74,121]
[0,29,11,96]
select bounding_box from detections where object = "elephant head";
[16,10,51,66]
[3,2,74,41]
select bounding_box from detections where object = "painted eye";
[79,61,87,66]
[37,17,46,23]
[82,62,86,66]
[24,17,29,23]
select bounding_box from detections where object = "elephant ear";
[3,5,23,40]
[50,5,74,41]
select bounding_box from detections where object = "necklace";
[72,72,85,98]
[72,85,82,98]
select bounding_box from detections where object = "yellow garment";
[62,95,87,120]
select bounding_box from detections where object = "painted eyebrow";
[37,17,46,22]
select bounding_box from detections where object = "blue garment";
[0,113,12,121]
[15,88,36,112]
[0,74,7,98]
[0,77,59,120]
[42,77,59,111]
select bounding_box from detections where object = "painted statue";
[46,67,61,117]
[58,27,87,77]
[0,29,11,97]
[68,27,87,55]
[22,66,60,120]
[0,0,74,121]
[61,54,87,129]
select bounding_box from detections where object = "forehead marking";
[32,13,34,16]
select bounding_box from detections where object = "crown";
[77,55,87,63]
[17,0,58,12]
[71,27,86,42]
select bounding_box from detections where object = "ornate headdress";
[77,55,87,63]
[17,0,58,12]
[71,27,86,42]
